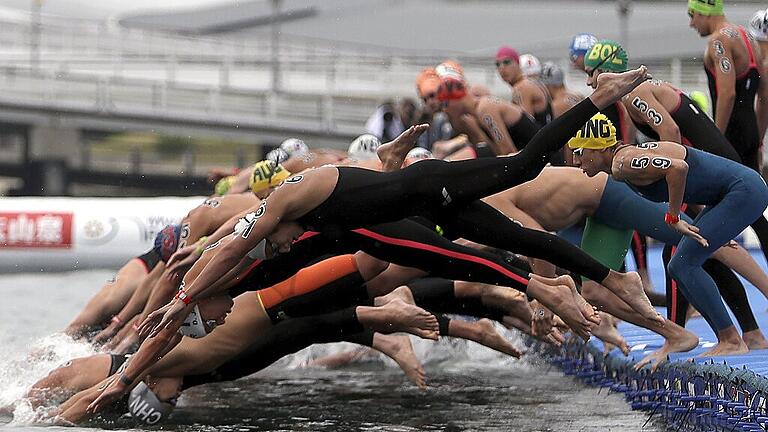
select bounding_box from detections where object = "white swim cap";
[519,54,542,77]
[279,138,309,156]
[178,304,214,339]
[749,9,768,42]
[403,147,434,167]
[266,147,290,164]
[128,382,176,425]
[348,134,381,160]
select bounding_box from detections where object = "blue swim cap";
[153,224,182,263]
[569,33,598,60]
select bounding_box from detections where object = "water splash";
[0,332,96,425]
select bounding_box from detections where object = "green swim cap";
[584,40,628,73]
[688,0,724,16]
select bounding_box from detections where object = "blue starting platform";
[543,247,768,431]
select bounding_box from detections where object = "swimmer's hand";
[141,299,187,338]
[92,322,120,345]
[166,244,202,280]
[86,375,127,415]
[669,219,709,247]
[530,300,556,338]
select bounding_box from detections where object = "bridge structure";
[0,8,715,196]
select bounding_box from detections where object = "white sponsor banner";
[0,197,205,272]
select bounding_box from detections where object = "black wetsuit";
[703,27,768,281]
[705,27,762,170]
[289,97,613,288]
[632,91,740,162]
[229,218,534,297]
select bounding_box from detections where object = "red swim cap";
[495,46,520,63]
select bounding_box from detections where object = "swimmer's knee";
[666,255,689,281]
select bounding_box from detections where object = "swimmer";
[569,33,599,71]
[540,62,584,119]
[495,46,554,126]
[146,67,660,348]
[571,113,768,356]
[436,60,540,156]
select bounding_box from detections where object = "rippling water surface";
[0,270,666,432]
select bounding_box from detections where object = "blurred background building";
[0,0,764,197]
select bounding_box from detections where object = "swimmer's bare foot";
[372,333,426,389]
[590,66,650,109]
[602,270,664,326]
[526,278,594,341]
[481,286,533,322]
[374,286,415,307]
[358,299,439,340]
[472,318,523,358]
[377,124,430,172]
[743,329,768,350]
[699,337,749,358]
[635,328,699,371]
[591,312,629,356]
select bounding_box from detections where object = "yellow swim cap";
[214,175,236,196]
[567,113,617,150]
[688,0,724,16]
[250,160,291,192]
[688,91,710,114]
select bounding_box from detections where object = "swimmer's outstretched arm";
[85,329,183,415]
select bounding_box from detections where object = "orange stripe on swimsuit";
[257,254,358,309]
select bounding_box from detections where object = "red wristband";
[175,289,192,304]
[664,212,680,225]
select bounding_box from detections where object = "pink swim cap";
[495,46,520,63]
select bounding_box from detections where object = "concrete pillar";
[29,123,82,168]
[24,159,69,196]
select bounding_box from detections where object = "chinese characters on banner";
[0,212,73,248]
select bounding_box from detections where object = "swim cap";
[435,62,467,102]
[540,62,564,86]
[688,0,724,16]
[403,147,434,167]
[519,54,542,77]
[214,175,236,196]
[495,46,520,63]
[569,33,598,60]
[279,138,309,156]
[416,67,441,97]
[584,40,629,73]
[688,91,710,113]
[153,224,181,263]
[567,113,617,150]
[249,160,291,193]
[128,382,176,425]
[265,147,290,164]
[348,134,381,160]
[179,304,215,338]
[749,9,768,42]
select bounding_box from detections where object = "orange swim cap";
[416,67,441,97]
